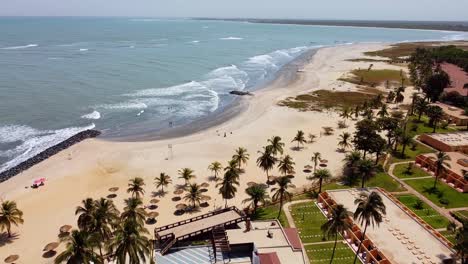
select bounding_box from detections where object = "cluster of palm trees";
[55,177,154,264]
[342,151,377,188]
[322,191,386,264]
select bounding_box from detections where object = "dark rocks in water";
[229,90,253,96]
[0,129,101,183]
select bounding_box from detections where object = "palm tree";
[352,191,386,264]
[415,97,429,121]
[312,152,321,173]
[243,184,269,214]
[121,197,147,226]
[271,176,294,219]
[268,136,285,155]
[278,155,295,176]
[257,146,278,181]
[377,104,388,118]
[292,130,307,149]
[108,219,151,264]
[0,200,24,238]
[184,183,203,208]
[92,198,120,261]
[321,204,352,264]
[217,169,239,208]
[357,159,376,188]
[399,134,413,156]
[232,147,249,169]
[338,132,352,151]
[309,169,332,193]
[178,168,196,185]
[55,230,100,264]
[208,161,223,180]
[127,177,145,198]
[426,105,444,133]
[453,224,467,264]
[154,173,172,192]
[76,198,96,231]
[340,107,351,124]
[430,152,451,189]
[344,151,361,167]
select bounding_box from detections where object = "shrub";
[414,199,424,210]
[439,198,449,206]
[337,120,348,129]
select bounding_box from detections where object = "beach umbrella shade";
[304,165,313,169]
[201,195,211,201]
[4,255,19,263]
[319,163,328,168]
[148,212,159,219]
[176,203,187,210]
[150,198,160,204]
[108,187,119,192]
[320,159,328,164]
[172,196,181,202]
[43,242,59,252]
[201,182,210,188]
[173,189,184,195]
[268,176,277,182]
[247,182,257,187]
[59,225,72,233]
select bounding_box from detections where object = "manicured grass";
[252,205,289,228]
[452,210,468,222]
[439,230,457,244]
[290,202,328,243]
[305,242,355,264]
[391,142,434,163]
[396,195,450,229]
[407,116,454,138]
[405,178,468,208]
[393,163,430,179]
[341,69,411,87]
[366,172,406,192]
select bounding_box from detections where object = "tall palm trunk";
[277,192,284,219]
[434,167,441,189]
[361,175,366,189]
[318,178,323,193]
[353,222,368,264]
[225,199,228,208]
[329,232,338,264]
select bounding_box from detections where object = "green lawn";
[366,172,406,192]
[252,205,289,228]
[290,202,329,243]
[439,230,457,244]
[453,210,468,221]
[407,116,454,138]
[393,163,430,179]
[305,242,355,264]
[391,142,434,163]
[396,195,450,229]
[405,178,468,208]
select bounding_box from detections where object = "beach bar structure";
[319,188,455,264]
[416,152,468,192]
[419,132,468,154]
[318,192,390,264]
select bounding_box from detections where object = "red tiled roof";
[283,227,302,250]
[441,63,468,95]
[259,252,281,264]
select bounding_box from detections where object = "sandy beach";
[0,43,408,263]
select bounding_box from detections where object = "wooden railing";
[159,233,176,255]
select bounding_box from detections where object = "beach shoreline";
[0,42,407,263]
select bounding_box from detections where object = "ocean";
[0,17,467,173]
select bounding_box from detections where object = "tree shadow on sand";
[42,250,57,258]
[152,190,167,198]
[0,232,19,246]
[207,176,218,182]
[290,146,304,152]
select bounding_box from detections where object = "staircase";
[211,226,230,263]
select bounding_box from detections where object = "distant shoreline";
[194,18,468,32]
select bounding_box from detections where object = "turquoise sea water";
[0,17,467,172]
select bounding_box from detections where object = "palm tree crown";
[121,197,147,226]
[232,147,249,169]
[430,151,451,188]
[0,200,24,238]
[184,183,203,208]
[76,198,96,231]
[257,145,278,180]
[268,136,285,156]
[127,177,146,198]
[108,219,151,264]
[154,173,172,192]
[208,161,223,180]
[338,132,352,151]
[178,168,196,185]
[312,152,322,172]
[292,130,307,149]
[278,155,295,176]
[271,176,295,219]
[243,184,269,214]
[54,229,100,264]
[309,168,332,193]
[321,204,352,264]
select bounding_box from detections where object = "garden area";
[305,242,355,264]
[405,178,468,208]
[396,194,450,229]
[393,163,430,179]
[290,202,329,243]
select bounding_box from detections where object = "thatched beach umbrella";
[173,189,184,195]
[201,182,210,188]
[108,187,119,192]
[201,195,211,201]
[150,198,160,204]
[268,176,277,182]
[4,255,19,263]
[176,203,187,210]
[148,212,159,219]
[59,225,72,233]
[247,182,256,187]
[319,163,328,168]
[320,159,328,164]
[304,165,313,169]
[43,242,59,252]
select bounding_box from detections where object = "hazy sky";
[2,0,468,21]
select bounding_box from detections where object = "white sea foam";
[81,110,101,120]
[190,40,200,43]
[136,110,145,116]
[79,48,88,52]
[97,101,148,110]
[1,44,38,50]
[220,37,243,40]
[0,123,95,173]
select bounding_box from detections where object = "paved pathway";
[401,176,433,180]
[387,161,460,225]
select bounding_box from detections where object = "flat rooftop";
[227,221,306,264]
[433,102,468,120]
[422,151,468,176]
[442,63,468,95]
[424,132,468,147]
[327,189,454,264]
